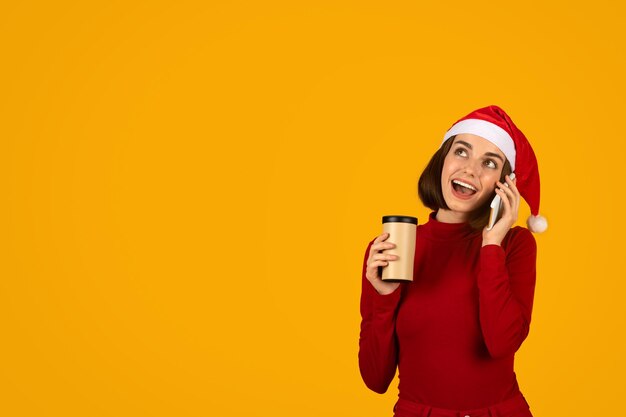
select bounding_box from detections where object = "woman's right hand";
[365,232,401,295]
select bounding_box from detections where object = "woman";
[359,105,546,417]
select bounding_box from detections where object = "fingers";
[507,175,521,213]
[499,174,516,186]
[500,173,516,185]
[368,245,398,265]
[483,175,520,243]
[372,253,399,262]
[370,232,396,253]
[495,188,511,214]
[373,232,390,244]
[496,176,519,202]
[366,261,387,278]
[366,232,398,280]
[495,175,519,221]
[367,256,396,272]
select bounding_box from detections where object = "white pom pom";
[527,214,548,233]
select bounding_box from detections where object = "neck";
[435,208,469,224]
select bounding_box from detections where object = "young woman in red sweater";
[359,105,546,417]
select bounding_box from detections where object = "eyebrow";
[454,140,505,163]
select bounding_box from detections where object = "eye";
[454,147,468,157]
[484,159,497,169]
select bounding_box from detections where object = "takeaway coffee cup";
[381,215,417,282]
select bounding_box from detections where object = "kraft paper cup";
[381,215,417,282]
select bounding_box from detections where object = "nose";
[462,158,483,176]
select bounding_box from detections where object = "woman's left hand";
[482,175,520,247]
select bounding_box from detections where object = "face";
[439,133,506,222]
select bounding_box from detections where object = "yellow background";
[1,1,624,416]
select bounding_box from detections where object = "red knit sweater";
[359,212,537,409]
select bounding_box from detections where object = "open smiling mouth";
[451,179,478,198]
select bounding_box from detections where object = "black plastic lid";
[382,215,418,224]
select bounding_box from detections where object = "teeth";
[452,180,477,191]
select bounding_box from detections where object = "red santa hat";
[441,105,547,233]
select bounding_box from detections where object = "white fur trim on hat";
[442,119,517,171]
[527,214,548,233]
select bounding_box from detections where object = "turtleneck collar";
[420,211,480,241]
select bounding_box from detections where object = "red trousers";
[393,392,533,417]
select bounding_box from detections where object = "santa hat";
[441,105,547,233]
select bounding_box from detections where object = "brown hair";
[417,136,512,230]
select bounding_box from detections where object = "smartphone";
[487,173,516,230]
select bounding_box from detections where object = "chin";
[444,195,490,217]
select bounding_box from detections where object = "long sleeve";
[358,239,403,394]
[477,227,537,359]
